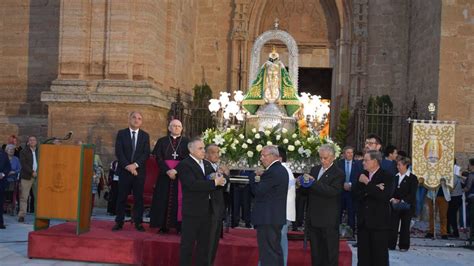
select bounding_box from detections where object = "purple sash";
[165,160,182,222]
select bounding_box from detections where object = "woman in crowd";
[5,144,21,214]
[389,156,418,251]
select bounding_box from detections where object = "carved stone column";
[230,0,250,92]
[350,0,369,107]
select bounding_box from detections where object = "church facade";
[0,0,473,164]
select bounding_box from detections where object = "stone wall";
[438,0,474,166]
[192,0,233,94]
[366,0,410,111]
[407,0,442,119]
[0,0,58,142]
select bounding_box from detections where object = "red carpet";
[28,220,352,265]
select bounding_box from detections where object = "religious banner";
[411,120,456,189]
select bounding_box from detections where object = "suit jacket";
[250,161,288,226]
[393,172,418,215]
[19,147,38,180]
[337,159,361,184]
[177,156,216,217]
[352,168,395,230]
[305,164,345,228]
[115,128,150,178]
[0,150,11,177]
[205,160,229,220]
[381,159,397,177]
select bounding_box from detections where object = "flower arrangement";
[202,125,340,172]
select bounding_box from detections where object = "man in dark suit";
[112,111,151,232]
[337,145,361,232]
[0,147,12,229]
[205,143,230,265]
[249,145,288,266]
[177,138,226,266]
[352,150,395,266]
[303,144,344,266]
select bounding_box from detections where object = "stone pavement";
[1,209,474,265]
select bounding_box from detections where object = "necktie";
[345,161,350,182]
[317,167,325,180]
[131,131,136,161]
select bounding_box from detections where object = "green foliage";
[334,107,350,147]
[192,83,213,108]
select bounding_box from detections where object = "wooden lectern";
[34,144,95,235]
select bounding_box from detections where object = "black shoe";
[158,227,169,234]
[0,224,6,229]
[245,222,252,228]
[112,222,123,231]
[135,223,145,232]
[18,217,24,223]
[425,233,434,238]
[441,235,448,240]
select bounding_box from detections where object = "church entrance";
[298,67,332,100]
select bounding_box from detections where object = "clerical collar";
[170,134,181,139]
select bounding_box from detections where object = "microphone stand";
[42,132,73,144]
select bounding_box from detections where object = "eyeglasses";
[365,141,378,145]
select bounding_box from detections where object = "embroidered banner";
[411,121,456,189]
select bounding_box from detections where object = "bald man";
[150,119,189,234]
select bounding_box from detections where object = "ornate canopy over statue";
[242,21,301,132]
[242,46,300,117]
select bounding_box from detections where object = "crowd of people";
[1,111,474,266]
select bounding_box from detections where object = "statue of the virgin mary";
[242,46,300,117]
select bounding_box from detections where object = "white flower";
[247,139,253,144]
[267,141,273,146]
[233,139,239,144]
[282,128,288,134]
[283,138,289,144]
[239,134,245,139]
[252,128,257,133]
[292,133,297,139]
[305,149,312,157]
[213,134,225,145]
[247,151,254,158]
[307,137,314,143]
[256,144,263,152]
[226,128,231,132]
[242,143,248,149]
[231,143,237,150]
[276,135,281,141]
[298,147,305,154]
[294,140,301,146]
[255,133,261,139]
[220,147,227,154]
[288,145,295,151]
[264,130,271,136]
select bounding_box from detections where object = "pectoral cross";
[172,151,179,160]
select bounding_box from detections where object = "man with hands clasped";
[112,111,150,232]
[352,150,394,266]
[177,138,226,266]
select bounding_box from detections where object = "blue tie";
[345,161,350,183]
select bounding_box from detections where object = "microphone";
[64,131,73,140]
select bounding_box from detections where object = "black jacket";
[177,156,217,217]
[393,172,418,216]
[353,168,395,230]
[114,128,150,178]
[304,164,345,228]
[250,161,288,226]
[19,147,38,180]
